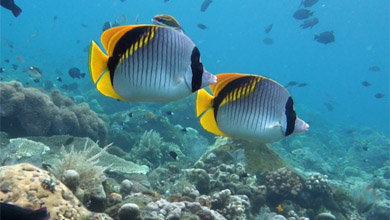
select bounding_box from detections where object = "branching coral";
[48,140,111,195]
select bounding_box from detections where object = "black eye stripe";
[190,46,203,92]
[285,96,296,136]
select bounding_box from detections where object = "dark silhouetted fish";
[5,59,10,63]
[197,24,207,30]
[263,37,274,45]
[1,0,22,17]
[297,82,308,87]
[102,21,112,32]
[169,151,178,160]
[26,66,42,81]
[300,18,319,29]
[53,16,58,20]
[374,93,385,99]
[68,67,86,79]
[300,0,319,8]
[12,64,18,70]
[314,31,335,44]
[293,9,313,20]
[64,137,74,145]
[361,81,371,87]
[102,21,119,32]
[166,111,174,116]
[200,0,212,12]
[5,40,13,48]
[265,24,273,34]
[0,67,5,73]
[0,202,49,220]
[324,102,334,111]
[368,66,380,72]
[285,81,299,87]
[60,83,78,91]
[56,77,62,82]
[81,23,88,28]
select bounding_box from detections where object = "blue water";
[1,0,389,136]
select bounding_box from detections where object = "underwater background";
[0,0,389,220]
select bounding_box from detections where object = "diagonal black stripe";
[108,26,150,86]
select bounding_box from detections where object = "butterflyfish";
[89,25,216,102]
[196,73,309,143]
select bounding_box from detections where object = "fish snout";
[202,70,217,86]
[294,118,309,134]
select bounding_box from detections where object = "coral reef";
[265,167,303,199]
[107,107,209,157]
[48,140,109,195]
[207,137,285,173]
[118,203,141,220]
[0,137,50,166]
[0,81,107,143]
[0,163,111,219]
[25,135,149,179]
[129,129,184,168]
[48,139,111,211]
[305,173,332,196]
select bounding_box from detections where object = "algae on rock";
[204,137,285,174]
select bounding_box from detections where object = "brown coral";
[0,163,102,219]
[0,81,107,143]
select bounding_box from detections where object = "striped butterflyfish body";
[88,24,216,102]
[196,73,309,143]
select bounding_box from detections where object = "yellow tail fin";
[196,89,227,137]
[96,71,126,101]
[199,108,227,137]
[89,41,108,84]
[196,89,214,117]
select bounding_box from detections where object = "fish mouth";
[302,123,309,132]
[209,74,217,84]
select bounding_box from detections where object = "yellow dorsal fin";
[196,89,214,117]
[96,72,127,101]
[100,25,152,55]
[210,73,253,96]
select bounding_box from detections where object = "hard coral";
[266,167,303,199]
[0,163,109,220]
[0,81,107,143]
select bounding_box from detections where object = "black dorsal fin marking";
[213,76,258,121]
